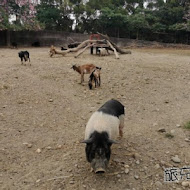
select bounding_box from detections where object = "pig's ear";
[108,139,119,144]
[80,138,93,144]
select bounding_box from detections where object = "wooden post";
[90,47,93,54]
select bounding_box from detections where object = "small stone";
[133,153,141,159]
[69,181,74,184]
[46,146,52,150]
[57,145,62,149]
[18,101,24,104]
[36,148,41,153]
[158,128,166,133]
[124,164,129,168]
[171,155,181,163]
[185,138,190,142]
[155,181,162,186]
[27,144,32,148]
[135,160,140,165]
[36,179,41,183]
[154,164,160,169]
[181,181,189,187]
[125,168,129,174]
[49,99,53,102]
[153,123,158,127]
[176,124,181,128]
[170,129,175,134]
[134,175,139,180]
[117,174,121,178]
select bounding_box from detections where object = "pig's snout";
[95,168,106,173]
[91,158,108,174]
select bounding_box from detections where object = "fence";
[0,30,190,48]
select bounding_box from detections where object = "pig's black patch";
[85,131,112,163]
[98,99,124,118]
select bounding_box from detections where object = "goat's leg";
[81,73,84,84]
[29,57,31,66]
[21,57,23,65]
[95,78,97,88]
[99,76,101,86]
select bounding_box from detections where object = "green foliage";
[0,0,190,40]
[184,121,190,130]
[165,133,174,139]
[0,7,10,30]
[36,0,73,31]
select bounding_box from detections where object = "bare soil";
[0,47,190,190]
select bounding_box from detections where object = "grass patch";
[184,121,190,130]
[165,133,174,139]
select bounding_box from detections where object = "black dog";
[18,51,31,65]
[61,47,67,51]
[11,42,17,49]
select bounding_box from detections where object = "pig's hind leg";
[119,115,124,138]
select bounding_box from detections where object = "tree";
[0,0,41,30]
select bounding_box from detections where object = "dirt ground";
[0,47,190,190]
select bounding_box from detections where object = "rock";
[57,145,62,149]
[124,164,130,168]
[49,99,53,102]
[158,128,166,133]
[133,153,141,159]
[134,175,139,180]
[36,148,41,153]
[154,164,160,169]
[170,129,175,134]
[69,181,74,184]
[185,138,190,142]
[36,179,41,183]
[18,101,24,104]
[181,181,189,187]
[23,143,32,148]
[125,168,129,174]
[27,144,33,148]
[46,146,52,150]
[153,123,158,127]
[155,181,162,186]
[171,155,181,163]
[135,160,140,165]
[117,174,121,178]
[176,124,181,128]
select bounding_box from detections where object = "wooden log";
[61,39,107,54]
[74,43,95,58]
[97,32,131,54]
[106,40,119,59]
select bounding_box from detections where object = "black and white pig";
[81,99,125,173]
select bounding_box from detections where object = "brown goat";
[88,67,101,89]
[71,64,98,84]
